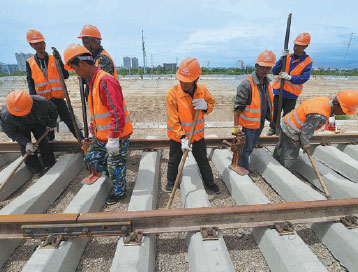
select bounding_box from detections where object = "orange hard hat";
[176,57,201,82]
[337,89,358,115]
[63,43,92,71]
[26,29,45,43]
[7,90,33,116]
[78,25,102,40]
[256,50,276,67]
[294,32,311,46]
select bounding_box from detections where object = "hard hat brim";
[256,62,274,67]
[29,38,45,44]
[294,40,309,46]
[341,104,355,115]
[64,63,73,71]
[77,35,102,40]
[176,72,198,82]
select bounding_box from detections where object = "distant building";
[163,63,177,71]
[15,53,34,71]
[240,60,244,69]
[0,62,20,74]
[131,57,139,69]
[123,56,131,69]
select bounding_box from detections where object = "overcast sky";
[1,0,357,68]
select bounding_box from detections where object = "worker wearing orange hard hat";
[274,89,358,170]
[267,32,313,136]
[165,57,220,194]
[64,44,132,205]
[25,29,83,141]
[233,50,276,175]
[78,25,117,78]
[0,90,58,177]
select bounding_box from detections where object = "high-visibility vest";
[272,54,312,97]
[88,69,132,141]
[95,49,118,79]
[27,55,65,99]
[284,97,331,132]
[238,75,273,129]
[167,84,207,143]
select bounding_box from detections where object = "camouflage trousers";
[84,137,130,196]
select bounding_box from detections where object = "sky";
[0,0,357,68]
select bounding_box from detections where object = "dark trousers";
[167,138,214,186]
[270,95,297,132]
[239,122,264,170]
[20,125,56,174]
[273,131,300,171]
[47,98,83,141]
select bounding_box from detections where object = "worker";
[78,25,117,78]
[233,50,276,175]
[165,57,220,194]
[273,89,358,170]
[63,44,133,205]
[267,32,313,136]
[26,29,82,141]
[0,90,57,177]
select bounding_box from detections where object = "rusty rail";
[0,134,357,153]
[1,198,357,239]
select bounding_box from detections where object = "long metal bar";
[0,134,357,153]
[1,198,358,239]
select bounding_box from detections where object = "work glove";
[106,137,120,155]
[280,49,289,58]
[181,137,192,152]
[232,126,242,135]
[89,132,94,139]
[46,126,56,132]
[279,72,292,81]
[301,142,310,153]
[328,116,336,127]
[25,142,35,153]
[52,48,61,60]
[192,99,208,111]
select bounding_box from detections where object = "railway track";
[0,135,358,271]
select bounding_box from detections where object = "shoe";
[206,183,221,194]
[266,128,275,136]
[164,183,174,193]
[105,193,126,205]
[81,168,102,185]
[32,169,45,180]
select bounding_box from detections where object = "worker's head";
[64,44,94,78]
[78,25,102,53]
[334,89,358,115]
[293,33,310,56]
[177,57,201,92]
[255,50,276,79]
[26,29,46,55]
[6,90,33,117]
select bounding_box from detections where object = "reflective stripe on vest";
[95,49,118,79]
[284,97,331,132]
[272,54,312,97]
[88,69,133,141]
[238,75,273,129]
[27,55,65,99]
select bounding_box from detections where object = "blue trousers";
[239,123,264,170]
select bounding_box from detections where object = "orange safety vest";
[88,69,132,142]
[95,49,118,79]
[272,54,312,97]
[284,97,331,132]
[238,75,273,129]
[167,84,208,143]
[27,55,65,99]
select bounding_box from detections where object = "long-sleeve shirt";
[88,68,124,139]
[272,52,312,99]
[26,53,69,95]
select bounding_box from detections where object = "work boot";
[266,128,275,136]
[81,168,102,185]
[105,192,126,205]
[205,183,221,194]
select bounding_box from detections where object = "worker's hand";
[25,142,35,153]
[46,126,56,132]
[106,137,119,155]
[280,49,289,58]
[181,137,192,152]
[89,132,94,139]
[279,72,292,81]
[232,126,242,135]
[301,142,310,153]
[192,99,208,111]
[52,48,61,60]
[328,116,336,127]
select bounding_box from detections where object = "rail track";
[0,134,358,271]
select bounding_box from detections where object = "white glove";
[106,137,119,155]
[279,72,292,81]
[280,49,289,58]
[46,126,56,132]
[328,116,336,127]
[181,137,192,152]
[25,142,35,153]
[192,99,208,110]
[89,132,94,139]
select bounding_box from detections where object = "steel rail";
[0,198,357,239]
[0,134,357,153]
